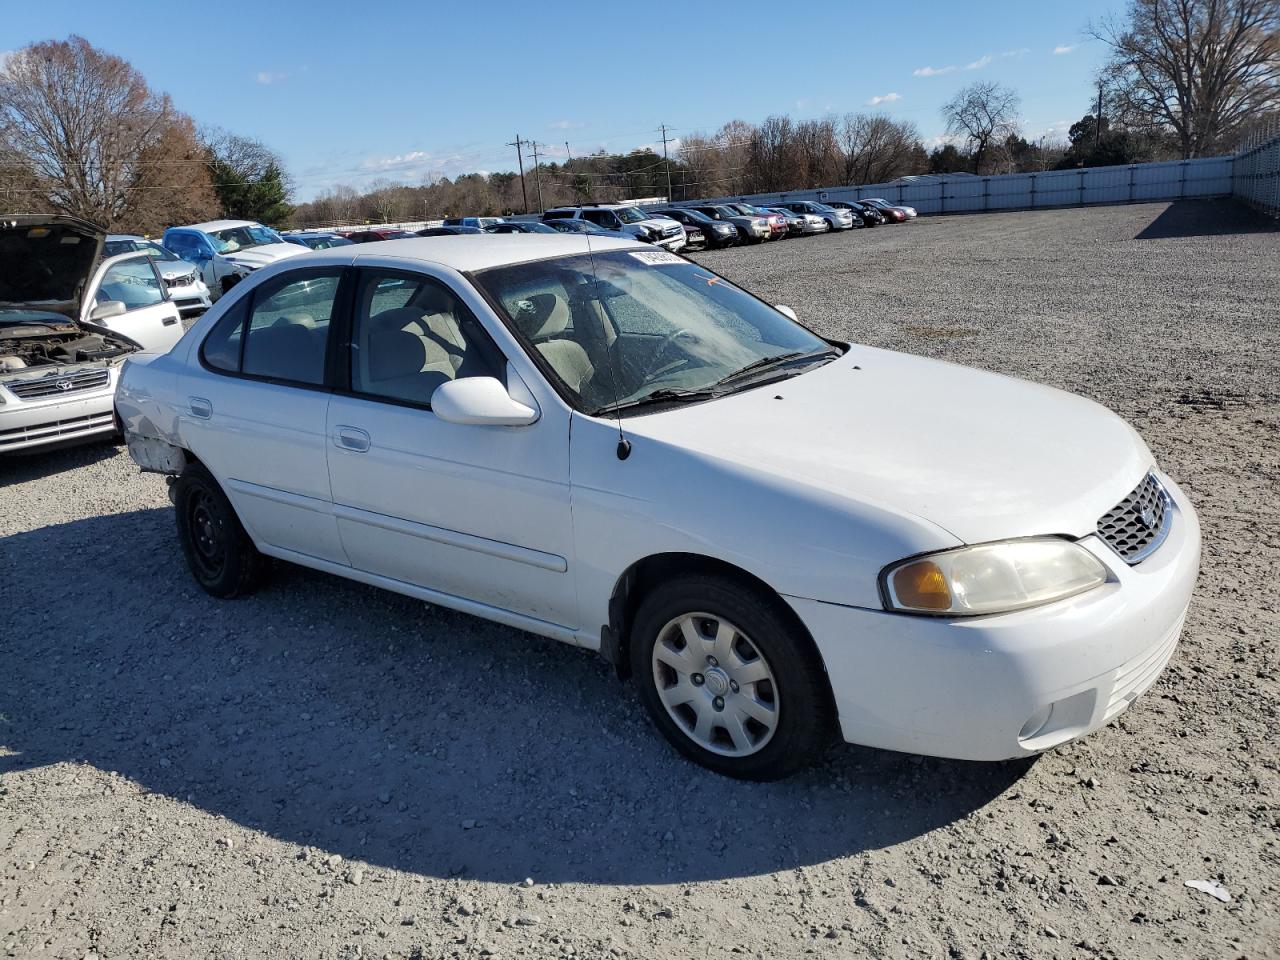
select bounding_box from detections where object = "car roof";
[180,219,264,233]
[275,234,644,273]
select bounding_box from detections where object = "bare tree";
[840,114,927,184]
[747,115,800,192]
[1094,0,1280,157]
[942,82,1022,174]
[0,36,178,226]
[794,118,842,187]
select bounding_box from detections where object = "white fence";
[691,156,1237,216]
[1233,121,1280,218]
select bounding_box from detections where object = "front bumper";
[657,234,687,252]
[168,282,212,317]
[0,387,118,452]
[786,471,1201,761]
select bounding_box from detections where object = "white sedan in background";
[1,215,184,453]
[116,235,1200,779]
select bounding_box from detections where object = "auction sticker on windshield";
[629,250,684,266]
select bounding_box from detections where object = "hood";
[622,347,1152,544]
[155,258,201,281]
[223,242,307,270]
[0,215,105,321]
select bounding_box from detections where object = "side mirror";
[775,304,798,322]
[431,376,539,427]
[90,300,127,321]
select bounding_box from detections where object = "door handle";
[189,397,212,419]
[333,425,371,453]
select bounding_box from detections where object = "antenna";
[580,228,631,461]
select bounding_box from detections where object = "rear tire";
[173,463,267,598]
[630,575,833,780]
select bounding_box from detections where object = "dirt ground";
[2,199,1277,959]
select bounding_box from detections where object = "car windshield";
[208,224,282,253]
[475,249,836,414]
[551,219,605,234]
[708,206,738,219]
[613,207,648,224]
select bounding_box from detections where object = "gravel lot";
[2,199,1278,960]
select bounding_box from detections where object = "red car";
[728,203,789,240]
[337,228,416,243]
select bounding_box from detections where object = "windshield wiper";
[713,347,838,390]
[593,387,717,416]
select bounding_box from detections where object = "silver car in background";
[773,200,855,231]
[105,235,212,318]
[762,206,829,235]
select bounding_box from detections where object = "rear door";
[179,266,352,564]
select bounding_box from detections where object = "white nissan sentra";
[116,235,1201,780]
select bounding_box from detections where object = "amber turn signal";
[890,560,953,611]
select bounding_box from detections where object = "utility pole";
[529,141,545,213]
[1095,82,1104,149]
[507,134,529,213]
[565,141,573,162]
[658,123,675,201]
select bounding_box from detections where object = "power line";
[659,124,675,200]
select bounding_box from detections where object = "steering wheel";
[637,328,699,382]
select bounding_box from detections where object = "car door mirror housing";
[90,300,127,321]
[775,304,798,322]
[431,377,539,427]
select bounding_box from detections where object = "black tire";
[629,574,833,780]
[173,463,267,598]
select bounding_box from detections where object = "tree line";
[4,1,1275,233]
[0,36,293,233]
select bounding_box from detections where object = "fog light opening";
[1019,704,1053,742]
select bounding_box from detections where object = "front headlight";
[881,538,1109,616]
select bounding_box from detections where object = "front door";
[325,266,577,629]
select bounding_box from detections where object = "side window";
[200,297,249,372]
[240,271,343,385]
[352,272,500,407]
[97,257,165,309]
[581,210,605,226]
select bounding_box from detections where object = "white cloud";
[0,50,13,71]
[1053,44,1077,55]
[365,150,432,169]
[868,92,902,106]
[965,54,993,70]
[1001,47,1031,58]
[913,64,957,77]
[256,70,288,85]
[549,119,584,130]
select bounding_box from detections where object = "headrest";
[417,284,456,316]
[367,329,427,382]
[368,306,426,336]
[518,292,571,341]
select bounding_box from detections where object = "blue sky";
[4,0,1120,200]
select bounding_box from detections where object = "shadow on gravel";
[0,508,1030,885]
[0,438,121,487]
[1135,199,1279,240]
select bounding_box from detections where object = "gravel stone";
[1,201,1276,960]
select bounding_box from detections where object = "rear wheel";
[630,575,833,780]
[173,463,267,598]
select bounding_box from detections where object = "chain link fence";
[1232,114,1280,219]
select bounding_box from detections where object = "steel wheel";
[650,612,780,757]
[185,488,226,581]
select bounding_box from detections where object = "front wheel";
[630,576,833,780]
[173,463,268,598]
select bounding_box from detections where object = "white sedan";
[115,235,1200,779]
[1,215,185,453]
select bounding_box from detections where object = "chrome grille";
[165,272,196,288]
[1096,472,1172,564]
[6,368,110,400]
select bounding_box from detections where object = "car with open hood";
[1,215,185,453]
[115,234,1200,780]
[163,220,306,300]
